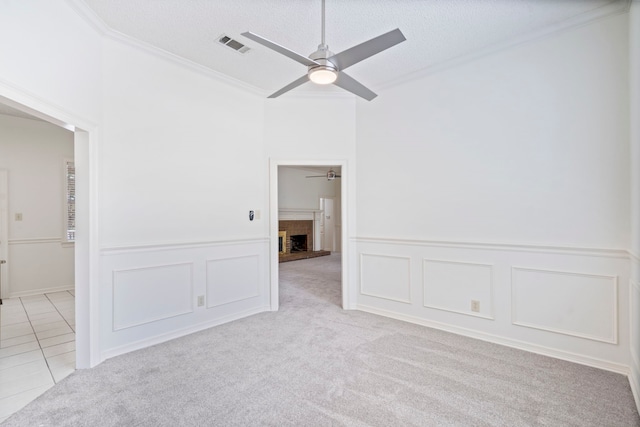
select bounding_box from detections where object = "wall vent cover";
[218,34,250,54]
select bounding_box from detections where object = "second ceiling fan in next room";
[306,169,341,181]
[242,0,406,101]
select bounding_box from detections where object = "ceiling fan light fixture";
[308,66,337,85]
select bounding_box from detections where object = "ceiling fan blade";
[306,176,326,178]
[328,28,406,71]
[241,32,319,67]
[333,72,377,101]
[268,75,309,98]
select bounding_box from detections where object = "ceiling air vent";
[218,34,250,54]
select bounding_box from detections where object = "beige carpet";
[4,254,639,426]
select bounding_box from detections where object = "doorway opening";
[0,92,97,372]
[269,160,350,311]
[0,113,77,392]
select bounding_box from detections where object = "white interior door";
[321,197,335,252]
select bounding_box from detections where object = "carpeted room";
[4,255,639,426]
[2,0,640,425]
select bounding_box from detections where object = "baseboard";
[630,350,640,413]
[630,368,640,415]
[100,305,270,362]
[7,285,74,299]
[357,304,629,375]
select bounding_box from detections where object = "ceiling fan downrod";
[308,0,337,84]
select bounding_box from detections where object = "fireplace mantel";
[279,208,322,221]
[279,209,322,251]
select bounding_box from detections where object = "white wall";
[264,97,356,161]
[355,13,631,371]
[629,0,640,409]
[278,166,339,210]
[99,38,270,358]
[101,39,266,247]
[357,16,629,247]
[0,0,102,123]
[0,115,74,297]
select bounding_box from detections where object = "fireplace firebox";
[289,235,308,252]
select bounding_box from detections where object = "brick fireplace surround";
[279,220,313,254]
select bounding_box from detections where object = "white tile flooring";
[0,291,75,423]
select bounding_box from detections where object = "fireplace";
[279,220,313,255]
[278,214,330,262]
[289,235,307,252]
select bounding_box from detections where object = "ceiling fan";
[242,0,406,101]
[306,169,341,180]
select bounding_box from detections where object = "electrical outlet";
[471,300,480,312]
[197,295,205,307]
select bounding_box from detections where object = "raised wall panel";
[112,263,194,331]
[355,237,630,372]
[360,253,411,303]
[206,255,260,308]
[512,267,617,343]
[423,259,493,319]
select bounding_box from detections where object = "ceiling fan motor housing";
[308,45,338,84]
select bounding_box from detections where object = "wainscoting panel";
[423,259,493,319]
[511,267,617,343]
[360,253,411,303]
[112,263,194,330]
[100,238,270,361]
[355,237,630,373]
[206,255,260,308]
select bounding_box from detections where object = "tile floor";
[0,291,75,423]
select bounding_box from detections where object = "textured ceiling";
[76,0,623,96]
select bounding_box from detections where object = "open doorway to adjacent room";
[0,98,91,422]
[269,161,349,311]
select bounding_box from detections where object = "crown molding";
[379,0,631,91]
[65,0,631,100]
[64,0,265,97]
[64,0,111,34]
[65,0,355,101]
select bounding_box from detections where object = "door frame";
[269,159,353,310]
[0,88,100,369]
